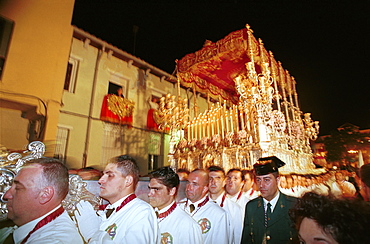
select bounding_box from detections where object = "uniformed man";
[241,156,297,244]
[74,155,159,243]
[148,167,203,244]
[178,169,230,244]
[0,158,83,244]
[207,165,243,244]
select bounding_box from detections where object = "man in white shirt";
[331,170,356,198]
[207,165,243,244]
[74,155,159,243]
[226,168,249,210]
[242,169,260,200]
[0,158,83,244]
[178,169,230,244]
[148,166,203,244]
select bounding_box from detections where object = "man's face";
[4,165,44,226]
[256,173,279,201]
[226,171,243,196]
[98,163,127,203]
[299,217,338,244]
[279,176,287,188]
[306,178,313,186]
[335,172,344,182]
[208,171,225,195]
[287,177,293,188]
[148,178,175,210]
[243,173,254,192]
[186,172,208,202]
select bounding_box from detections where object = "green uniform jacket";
[241,193,298,244]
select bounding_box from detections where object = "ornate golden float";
[157,25,321,174]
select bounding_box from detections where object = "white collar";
[209,191,225,204]
[155,201,175,214]
[188,195,207,206]
[106,193,134,209]
[263,191,280,212]
[14,205,62,244]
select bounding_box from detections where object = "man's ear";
[202,185,209,195]
[39,186,54,204]
[125,175,134,187]
[169,187,177,196]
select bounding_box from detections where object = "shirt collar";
[263,191,280,212]
[107,193,134,209]
[13,205,62,244]
[188,195,207,206]
[155,201,175,214]
[209,191,225,205]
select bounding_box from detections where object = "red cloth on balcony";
[100,94,133,126]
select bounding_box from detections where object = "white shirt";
[0,205,83,244]
[157,202,203,244]
[212,193,243,244]
[227,190,250,219]
[179,196,230,244]
[244,188,260,201]
[331,181,356,198]
[91,195,160,243]
[263,191,280,213]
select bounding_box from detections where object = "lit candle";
[225,111,229,133]
[201,117,207,138]
[188,122,191,140]
[211,118,215,136]
[220,115,224,138]
[240,110,245,130]
[216,118,220,135]
[235,107,239,131]
[230,109,234,132]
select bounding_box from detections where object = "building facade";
[0,0,75,154]
[57,27,209,173]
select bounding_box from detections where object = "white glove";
[74,200,102,243]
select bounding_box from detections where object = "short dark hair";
[109,155,140,188]
[25,157,69,200]
[227,168,243,179]
[290,192,370,244]
[176,168,190,174]
[207,165,225,177]
[242,169,255,181]
[360,164,370,188]
[149,167,179,191]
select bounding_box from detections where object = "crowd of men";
[0,156,369,243]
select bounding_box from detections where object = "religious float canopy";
[158,25,322,174]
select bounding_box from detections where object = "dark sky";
[72,0,370,135]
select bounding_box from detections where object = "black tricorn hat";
[254,156,286,176]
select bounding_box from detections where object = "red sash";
[158,202,177,219]
[21,206,64,244]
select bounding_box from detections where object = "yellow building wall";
[0,0,75,153]
[60,30,210,172]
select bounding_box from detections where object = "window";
[0,16,14,79]
[148,154,159,171]
[101,123,124,166]
[148,132,162,170]
[108,82,123,97]
[54,126,70,163]
[64,56,79,93]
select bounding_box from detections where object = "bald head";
[185,169,209,202]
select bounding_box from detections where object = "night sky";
[72,0,370,135]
